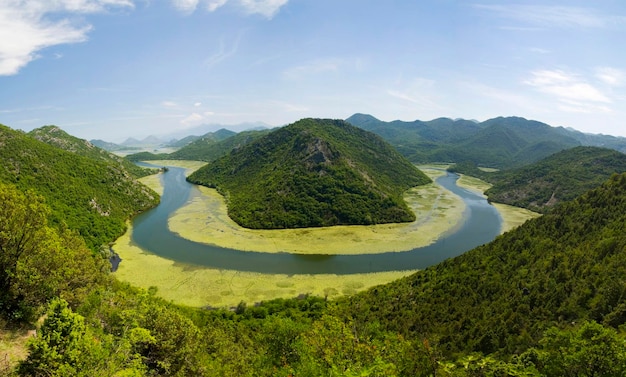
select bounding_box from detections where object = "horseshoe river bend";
[122,164,503,275]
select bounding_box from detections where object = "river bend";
[127,166,501,274]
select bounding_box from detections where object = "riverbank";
[112,161,539,308]
[167,166,465,255]
[113,226,415,307]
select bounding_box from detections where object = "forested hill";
[337,172,626,359]
[29,125,154,178]
[449,146,626,213]
[0,124,159,250]
[346,114,626,168]
[188,118,431,229]
[483,146,626,212]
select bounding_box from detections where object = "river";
[127,166,501,274]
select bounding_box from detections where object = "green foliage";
[346,115,587,168]
[0,184,106,321]
[28,126,155,179]
[482,146,626,212]
[19,299,92,376]
[336,173,626,358]
[0,124,159,251]
[522,321,626,376]
[188,118,431,229]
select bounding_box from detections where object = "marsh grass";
[115,161,539,308]
[164,164,467,254]
[113,227,415,307]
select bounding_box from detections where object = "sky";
[1,0,626,141]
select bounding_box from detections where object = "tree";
[0,184,49,319]
[0,183,106,321]
[523,321,626,376]
[18,298,90,376]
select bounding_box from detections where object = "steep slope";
[483,146,626,212]
[0,124,159,250]
[188,118,431,229]
[29,126,154,178]
[338,172,626,356]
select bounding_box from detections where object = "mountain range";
[346,114,626,168]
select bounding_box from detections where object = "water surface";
[127,166,501,274]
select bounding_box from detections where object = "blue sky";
[1,0,625,141]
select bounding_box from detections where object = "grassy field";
[113,162,539,308]
[113,226,415,307]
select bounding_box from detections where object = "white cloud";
[161,101,179,108]
[0,0,133,76]
[525,70,610,103]
[194,102,202,107]
[206,0,228,12]
[180,111,215,127]
[475,4,625,29]
[283,58,342,80]
[596,67,626,87]
[171,0,288,18]
[387,78,445,110]
[181,112,204,126]
[205,32,243,68]
[238,0,288,18]
[171,0,199,13]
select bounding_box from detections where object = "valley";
[112,160,537,308]
[2,116,626,376]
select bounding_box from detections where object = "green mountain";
[346,114,608,168]
[188,118,431,229]
[481,146,626,212]
[29,126,154,178]
[0,124,159,250]
[337,172,626,358]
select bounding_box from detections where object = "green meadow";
[113,161,538,308]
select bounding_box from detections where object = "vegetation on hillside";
[337,172,626,360]
[0,124,159,251]
[29,126,154,178]
[450,146,626,213]
[188,118,431,229]
[347,114,626,168]
[4,122,626,376]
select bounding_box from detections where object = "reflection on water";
[126,165,501,274]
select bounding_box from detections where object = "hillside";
[481,146,626,212]
[188,118,431,229]
[0,124,159,250]
[346,114,625,168]
[29,126,154,178]
[337,172,626,358]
